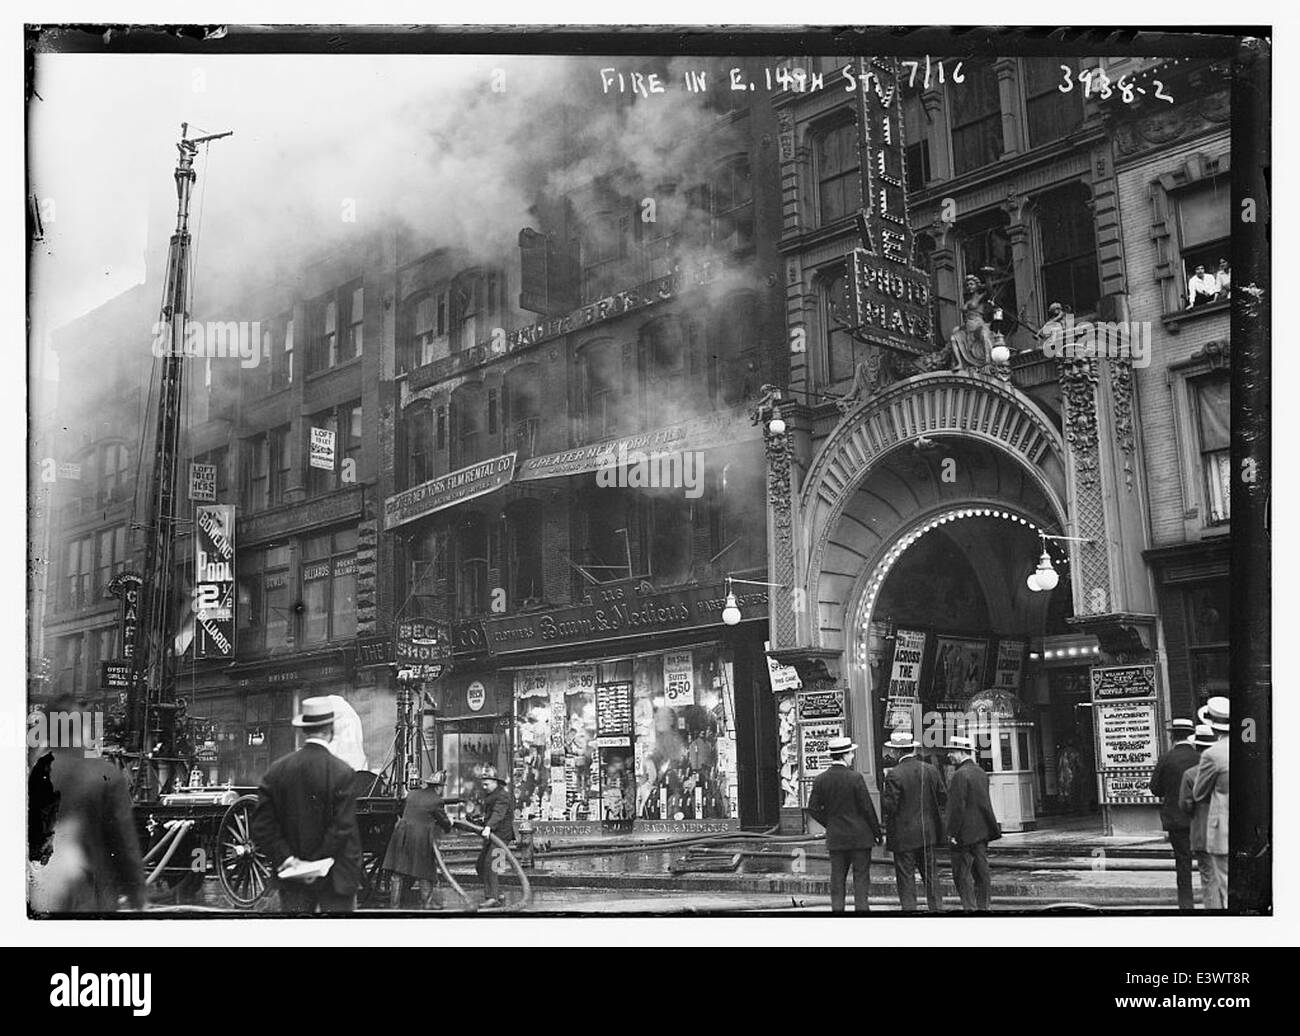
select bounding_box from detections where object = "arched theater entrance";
[794,373,1099,829]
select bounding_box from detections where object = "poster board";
[885,629,925,729]
[1090,664,1161,805]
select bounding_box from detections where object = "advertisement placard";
[193,504,235,659]
[663,651,694,706]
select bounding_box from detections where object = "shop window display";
[512,647,739,824]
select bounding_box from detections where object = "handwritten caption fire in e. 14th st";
[598,60,1173,104]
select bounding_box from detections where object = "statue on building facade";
[948,272,997,371]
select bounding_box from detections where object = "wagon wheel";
[358,849,392,907]
[216,794,273,908]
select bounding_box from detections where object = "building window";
[581,339,634,442]
[504,500,545,608]
[95,526,126,594]
[55,634,84,697]
[237,544,292,653]
[99,443,130,506]
[903,89,931,191]
[949,57,1003,175]
[708,291,760,406]
[454,512,490,618]
[1023,58,1083,149]
[301,528,358,644]
[404,293,440,372]
[436,406,447,452]
[582,206,628,302]
[308,294,337,374]
[191,445,230,501]
[242,433,270,511]
[641,316,687,397]
[503,364,542,458]
[814,116,859,225]
[403,524,451,619]
[307,401,362,496]
[821,268,861,385]
[269,314,294,390]
[1183,579,1228,707]
[450,384,485,469]
[573,486,635,593]
[63,533,94,610]
[1193,374,1230,525]
[959,210,1018,320]
[405,400,434,489]
[1037,182,1100,316]
[344,282,363,360]
[1175,176,1230,300]
[710,154,754,252]
[269,425,291,505]
[487,388,499,436]
[647,494,693,586]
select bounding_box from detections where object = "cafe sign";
[384,453,516,529]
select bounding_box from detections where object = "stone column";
[993,58,1022,158]
[921,86,950,181]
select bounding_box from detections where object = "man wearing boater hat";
[1149,717,1200,911]
[944,735,1001,912]
[1179,724,1219,908]
[1190,696,1230,909]
[805,735,883,913]
[882,729,947,912]
[250,696,364,914]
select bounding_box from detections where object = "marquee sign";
[845,57,934,355]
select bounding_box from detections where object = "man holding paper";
[251,697,364,914]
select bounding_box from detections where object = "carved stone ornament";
[1058,353,1101,489]
[1109,357,1136,492]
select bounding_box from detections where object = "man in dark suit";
[251,697,363,914]
[1149,717,1199,911]
[882,730,946,912]
[944,735,1001,912]
[806,735,883,913]
[28,698,145,914]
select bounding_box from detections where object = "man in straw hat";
[882,729,947,912]
[1149,717,1200,911]
[250,696,364,914]
[1179,724,1219,908]
[805,735,882,913]
[944,735,1001,912]
[1190,697,1230,909]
